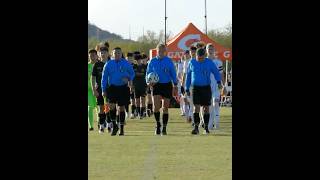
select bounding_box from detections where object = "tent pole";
[165,0,167,45]
[225,60,228,86]
[205,0,207,35]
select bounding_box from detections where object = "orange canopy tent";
[149,23,232,61]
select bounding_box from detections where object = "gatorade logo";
[178,34,201,50]
[168,52,184,59]
[223,51,231,58]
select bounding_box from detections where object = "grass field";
[88,107,232,180]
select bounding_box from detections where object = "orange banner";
[150,23,232,61]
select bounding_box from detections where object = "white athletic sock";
[180,98,184,114]
[189,103,194,123]
[184,104,190,120]
[214,104,220,129]
[199,107,204,123]
[209,103,215,130]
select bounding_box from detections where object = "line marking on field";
[141,137,157,180]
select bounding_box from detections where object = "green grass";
[89,107,232,180]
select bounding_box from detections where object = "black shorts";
[107,85,130,106]
[96,88,104,106]
[152,83,172,99]
[134,86,147,98]
[192,85,212,106]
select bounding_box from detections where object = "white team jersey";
[183,58,191,74]
[177,61,184,95]
[177,61,184,80]
[182,58,191,87]
[210,58,223,98]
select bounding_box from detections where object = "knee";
[119,106,125,112]
[109,103,116,110]
[163,107,168,113]
[194,106,200,113]
[203,106,210,113]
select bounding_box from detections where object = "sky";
[88,0,232,41]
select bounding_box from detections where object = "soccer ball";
[147,72,159,84]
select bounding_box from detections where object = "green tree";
[207,23,232,49]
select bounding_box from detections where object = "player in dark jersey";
[125,52,137,119]
[92,46,111,133]
[132,54,148,119]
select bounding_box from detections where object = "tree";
[207,23,232,49]
[88,37,99,49]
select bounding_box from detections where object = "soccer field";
[88,107,232,180]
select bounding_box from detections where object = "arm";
[210,61,221,84]
[145,61,153,84]
[91,76,99,96]
[181,60,188,86]
[127,62,135,87]
[91,64,99,96]
[185,63,191,93]
[218,62,225,85]
[169,59,178,86]
[101,62,109,92]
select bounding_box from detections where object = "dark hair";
[127,52,133,57]
[189,46,197,51]
[184,50,190,54]
[141,53,147,59]
[88,49,97,54]
[133,51,140,55]
[134,54,142,60]
[100,47,108,52]
[113,47,121,51]
[104,41,110,48]
[196,48,206,56]
[196,42,205,48]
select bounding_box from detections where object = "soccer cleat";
[103,121,107,129]
[119,130,124,136]
[107,127,111,133]
[98,124,105,133]
[203,128,210,134]
[180,113,185,116]
[155,126,161,135]
[130,113,135,119]
[111,125,119,136]
[191,127,199,135]
[107,123,112,133]
[89,127,94,131]
[99,127,104,134]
